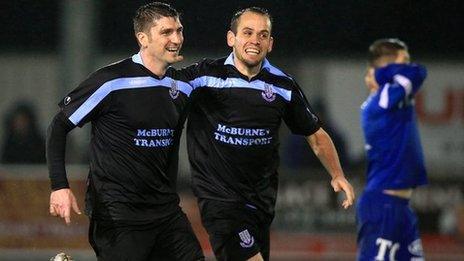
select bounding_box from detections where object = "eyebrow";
[159,25,183,33]
[242,27,270,34]
[160,27,174,33]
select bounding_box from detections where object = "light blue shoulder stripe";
[189,76,292,101]
[262,59,290,79]
[69,76,192,125]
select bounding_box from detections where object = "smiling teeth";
[245,49,259,54]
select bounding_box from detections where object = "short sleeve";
[283,81,321,136]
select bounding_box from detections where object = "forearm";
[306,128,344,179]
[47,112,74,190]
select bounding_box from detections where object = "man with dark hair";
[47,2,203,260]
[229,7,273,34]
[368,38,409,65]
[356,38,427,261]
[181,7,355,261]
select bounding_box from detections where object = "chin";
[166,57,178,64]
[247,55,265,63]
[244,59,262,67]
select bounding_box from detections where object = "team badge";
[63,96,71,105]
[261,83,276,102]
[238,229,255,248]
[169,79,179,99]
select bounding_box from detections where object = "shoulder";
[192,57,227,73]
[264,61,294,80]
[79,58,146,89]
[90,58,138,81]
[181,57,224,69]
[263,63,298,91]
[176,57,228,80]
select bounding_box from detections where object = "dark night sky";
[1,0,463,58]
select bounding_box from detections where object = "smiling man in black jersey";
[181,7,355,261]
[46,2,203,260]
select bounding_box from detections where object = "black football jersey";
[182,53,321,216]
[59,54,192,222]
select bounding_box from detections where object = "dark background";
[1,0,463,58]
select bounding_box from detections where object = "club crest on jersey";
[238,229,255,248]
[261,83,276,102]
[169,79,179,99]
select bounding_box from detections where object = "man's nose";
[171,32,183,44]
[249,33,261,45]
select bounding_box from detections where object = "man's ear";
[268,36,274,53]
[136,32,149,48]
[227,30,235,47]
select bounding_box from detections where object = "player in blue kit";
[356,38,428,261]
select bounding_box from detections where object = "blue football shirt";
[361,63,428,191]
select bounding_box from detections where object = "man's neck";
[140,50,168,77]
[234,58,261,80]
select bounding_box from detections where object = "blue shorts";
[356,190,424,261]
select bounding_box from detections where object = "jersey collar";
[131,52,176,80]
[131,52,145,66]
[223,52,287,78]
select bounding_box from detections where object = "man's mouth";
[166,47,180,53]
[245,48,260,55]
